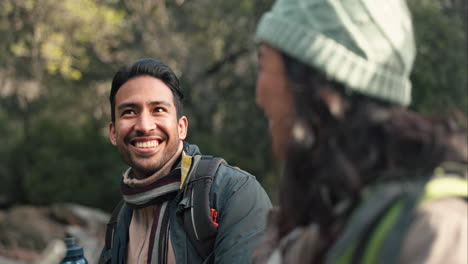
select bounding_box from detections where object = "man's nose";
[135,113,156,133]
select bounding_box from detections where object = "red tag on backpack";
[210,208,219,228]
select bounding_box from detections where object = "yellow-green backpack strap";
[365,181,425,264]
[422,173,468,201]
[327,166,467,264]
[326,185,396,264]
[326,182,423,264]
[360,199,405,264]
[364,171,467,264]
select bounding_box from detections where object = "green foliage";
[0,0,126,80]
[22,118,124,211]
[0,0,465,210]
[408,0,467,114]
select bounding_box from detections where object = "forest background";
[0,0,466,212]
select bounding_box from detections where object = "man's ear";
[109,122,117,146]
[178,116,188,140]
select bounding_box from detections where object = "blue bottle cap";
[64,236,85,258]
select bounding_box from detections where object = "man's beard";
[118,140,180,178]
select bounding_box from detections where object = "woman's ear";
[318,87,346,119]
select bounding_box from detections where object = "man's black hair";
[110,58,184,122]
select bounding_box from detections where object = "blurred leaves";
[0,0,275,210]
[0,0,465,210]
[2,0,126,80]
[408,0,467,114]
[22,118,124,209]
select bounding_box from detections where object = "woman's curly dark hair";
[276,52,468,240]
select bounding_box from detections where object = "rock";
[0,255,29,264]
[51,203,109,237]
[0,206,65,255]
[0,203,110,264]
[36,239,66,264]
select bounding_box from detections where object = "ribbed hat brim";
[256,11,412,106]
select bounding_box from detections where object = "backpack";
[100,155,226,264]
[326,171,468,264]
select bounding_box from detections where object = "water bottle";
[60,235,88,264]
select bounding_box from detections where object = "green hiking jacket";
[101,143,272,264]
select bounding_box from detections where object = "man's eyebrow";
[117,102,137,111]
[116,101,172,111]
[148,100,171,107]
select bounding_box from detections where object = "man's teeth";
[135,140,158,148]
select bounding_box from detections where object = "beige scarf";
[123,142,183,264]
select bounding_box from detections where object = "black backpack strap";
[182,155,226,260]
[99,199,125,264]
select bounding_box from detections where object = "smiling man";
[100,59,271,264]
[109,75,186,179]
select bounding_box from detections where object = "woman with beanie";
[253,0,467,263]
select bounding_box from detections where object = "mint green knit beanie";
[256,0,415,106]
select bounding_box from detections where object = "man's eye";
[154,107,165,113]
[121,109,136,116]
